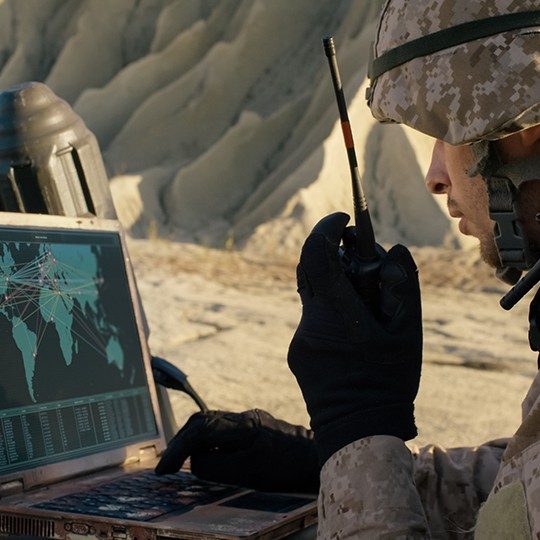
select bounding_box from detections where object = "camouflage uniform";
[318,369,540,538]
[317,0,540,538]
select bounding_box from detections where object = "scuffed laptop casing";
[0,213,316,539]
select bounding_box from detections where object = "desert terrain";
[130,238,536,450]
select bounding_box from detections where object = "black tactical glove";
[288,212,422,466]
[528,287,540,353]
[155,409,319,494]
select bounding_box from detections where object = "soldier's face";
[425,140,500,267]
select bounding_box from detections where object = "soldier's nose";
[425,139,450,195]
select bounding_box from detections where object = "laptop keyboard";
[33,471,241,521]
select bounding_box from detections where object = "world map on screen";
[0,242,125,403]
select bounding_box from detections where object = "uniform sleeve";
[317,435,507,539]
[412,437,507,536]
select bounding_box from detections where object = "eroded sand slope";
[0,0,470,253]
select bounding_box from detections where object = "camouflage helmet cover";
[368,0,540,145]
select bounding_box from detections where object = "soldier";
[287,0,540,537]
[157,0,540,537]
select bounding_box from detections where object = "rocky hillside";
[0,0,472,255]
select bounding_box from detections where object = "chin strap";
[490,154,540,311]
[496,267,523,286]
[488,155,540,270]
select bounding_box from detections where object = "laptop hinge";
[0,479,24,498]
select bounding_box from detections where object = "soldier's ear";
[520,124,540,153]
[495,125,540,162]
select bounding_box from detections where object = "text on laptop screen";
[0,227,158,475]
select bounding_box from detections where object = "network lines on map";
[0,242,125,402]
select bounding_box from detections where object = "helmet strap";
[485,148,540,272]
[486,150,540,314]
[487,173,530,270]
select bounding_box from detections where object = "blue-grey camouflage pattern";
[368,0,540,144]
[318,368,540,538]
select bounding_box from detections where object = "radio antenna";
[323,36,377,262]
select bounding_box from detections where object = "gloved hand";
[528,287,540,352]
[155,409,319,494]
[288,212,422,466]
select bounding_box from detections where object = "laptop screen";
[0,226,158,475]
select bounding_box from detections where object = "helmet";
[366,1,540,298]
[366,0,540,145]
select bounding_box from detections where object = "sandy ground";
[129,238,536,450]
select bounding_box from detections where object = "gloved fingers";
[155,412,208,474]
[190,411,318,493]
[299,213,350,296]
[191,449,250,487]
[529,289,540,351]
[379,244,420,321]
[309,212,351,245]
[155,411,259,475]
[191,434,306,493]
[296,264,313,303]
[342,226,357,252]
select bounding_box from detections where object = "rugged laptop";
[0,212,316,539]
